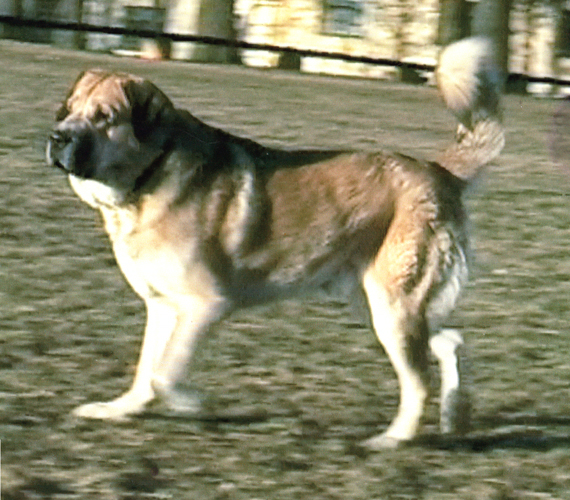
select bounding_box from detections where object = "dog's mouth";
[51,157,69,172]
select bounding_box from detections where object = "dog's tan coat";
[47,37,504,447]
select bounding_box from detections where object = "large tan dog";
[47,37,504,448]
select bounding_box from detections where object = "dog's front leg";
[72,298,179,420]
[150,295,228,414]
[73,294,226,420]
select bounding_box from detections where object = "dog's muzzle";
[46,121,93,175]
[47,129,73,171]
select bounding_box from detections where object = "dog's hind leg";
[361,268,431,449]
[429,328,471,435]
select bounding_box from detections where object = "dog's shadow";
[418,414,570,452]
[140,406,295,426]
[141,409,570,452]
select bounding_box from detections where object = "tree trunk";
[72,0,85,50]
[193,0,240,64]
[437,0,469,46]
[522,0,535,75]
[551,0,566,95]
[2,0,24,39]
[471,0,511,74]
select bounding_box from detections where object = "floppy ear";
[55,70,88,121]
[123,79,174,142]
[56,69,116,122]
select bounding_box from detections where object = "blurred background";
[1,0,569,93]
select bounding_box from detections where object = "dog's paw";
[72,392,150,420]
[151,378,203,415]
[72,401,131,420]
[160,388,203,415]
[441,389,472,435]
[361,433,409,450]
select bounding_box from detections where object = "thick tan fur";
[46,37,504,448]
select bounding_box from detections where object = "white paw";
[72,392,150,420]
[72,401,131,420]
[362,433,409,450]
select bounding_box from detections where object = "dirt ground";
[2,40,570,499]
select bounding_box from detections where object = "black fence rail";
[1,14,570,89]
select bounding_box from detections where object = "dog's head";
[47,69,175,203]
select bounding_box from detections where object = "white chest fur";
[68,175,124,209]
[69,173,220,302]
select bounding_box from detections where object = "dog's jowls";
[47,37,504,448]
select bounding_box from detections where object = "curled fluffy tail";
[436,37,505,181]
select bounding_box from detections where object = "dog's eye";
[93,108,113,126]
